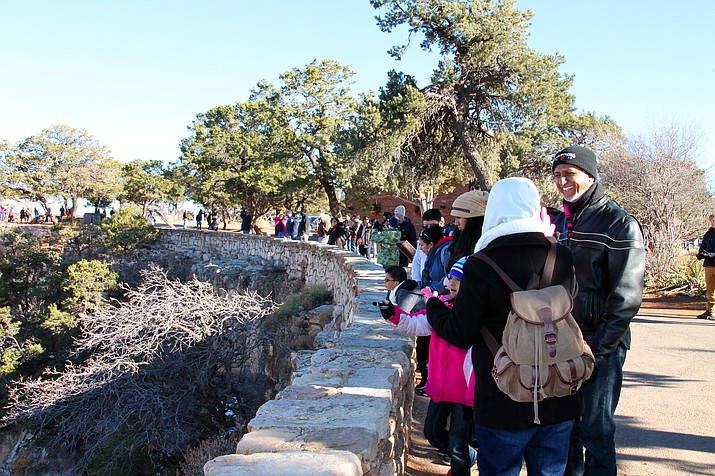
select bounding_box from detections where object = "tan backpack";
[476,243,594,424]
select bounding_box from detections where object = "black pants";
[416,335,430,381]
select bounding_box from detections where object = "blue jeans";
[565,344,626,476]
[424,401,476,476]
[475,420,574,476]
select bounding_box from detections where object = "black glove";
[373,299,395,319]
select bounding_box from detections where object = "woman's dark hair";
[447,215,484,270]
[385,265,407,282]
[419,225,444,245]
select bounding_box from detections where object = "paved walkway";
[406,298,715,475]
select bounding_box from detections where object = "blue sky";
[2,1,714,173]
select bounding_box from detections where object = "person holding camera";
[380,265,425,315]
[697,214,715,320]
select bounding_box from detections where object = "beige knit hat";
[450,190,489,218]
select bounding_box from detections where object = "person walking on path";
[551,145,646,476]
[240,210,252,234]
[372,217,402,268]
[697,214,715,319]
[357,215,374,258]
[394,205,417,267]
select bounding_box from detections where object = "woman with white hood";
[427,177,580,476]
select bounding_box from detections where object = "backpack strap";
[539,243,558,288]
[440,242,451,270]
[475,251,521,357]
[479,326,501,355]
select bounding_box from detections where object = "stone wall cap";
[204,450,363,476]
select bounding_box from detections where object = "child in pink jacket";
[379,258,476,476]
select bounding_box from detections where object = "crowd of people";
[123,147,645,476]
[0,205,50,223]
[375,145,646,476]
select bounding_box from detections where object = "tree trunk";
[453,94,493,190]
[321,178,340,217]
[418,188,435,214]
[304,147,342,217]
[38,197,56,224]
[67,197,77,218]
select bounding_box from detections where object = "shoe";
[697,310,713,319]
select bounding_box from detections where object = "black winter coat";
[553,193,645,368]
[697,227,715,266]
[427,232,583,429]
[397,219,417,267]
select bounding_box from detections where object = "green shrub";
[62,259,119,313]
[85,423,158,476]
[101,208,159,253]
[648,254,705,295]
[271,285,332,321]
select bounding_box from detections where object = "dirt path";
[405,293,715,476]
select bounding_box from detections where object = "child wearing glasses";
[382,265,426,315]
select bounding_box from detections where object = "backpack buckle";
[544,331,557,345]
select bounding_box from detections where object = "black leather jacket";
[553,194,646,368]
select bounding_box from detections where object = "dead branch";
[3,263,278,473]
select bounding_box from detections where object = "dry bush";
[178,432,242,476]
[3,264,277,474]
[600,120,713,285]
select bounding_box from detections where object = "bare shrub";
[3,264,277,474]
[178,432,242,476]
[600,120,713,286]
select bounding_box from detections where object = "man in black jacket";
[552,145,646,476]
[696,214,715,319]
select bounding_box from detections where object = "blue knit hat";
[449,257,468,280]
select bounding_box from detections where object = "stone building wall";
[344,184,472,224]
[157,230,416,476]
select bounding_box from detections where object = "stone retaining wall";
[157,230,415,476]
